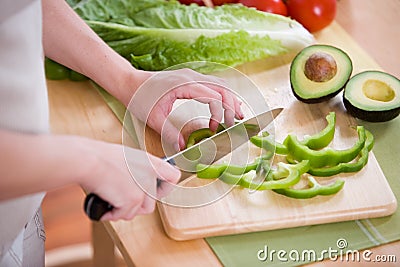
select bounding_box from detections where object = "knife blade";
[84,107,283,220]
[165,107,283,182]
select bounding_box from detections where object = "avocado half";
[343,70,400,122]
[290,45,353,103]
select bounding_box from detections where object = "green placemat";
[95,86,399,266]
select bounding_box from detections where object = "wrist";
[94,59,151,108]
[115,67,150,107]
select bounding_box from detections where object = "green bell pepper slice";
[186,123,258,149]
[196,160,259,179]
[219,160,309,190]
[273,176,345,199]
[196,156,269,179]
[304,129,374,177]
[186,128,215,148]
[301,112,336,150]
[283,126,366,168]
[196,163,227,179]
[220,170,256,185]
[250,112,336,156]
[216,122,258,133]
[250,134,288,155]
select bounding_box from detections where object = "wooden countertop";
[48,0,400,266]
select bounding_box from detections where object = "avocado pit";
[304,52,337,82]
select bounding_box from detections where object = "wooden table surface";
[48,0,400,266]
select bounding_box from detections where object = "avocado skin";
[343,96,400,122]
[291,84,344,103]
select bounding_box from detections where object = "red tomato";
[178,0,237,6]
[286,0,336,32]
[178,0,205,5]
[238,0,288,16]
[212,0,238,5]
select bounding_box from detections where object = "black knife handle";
[84,193,113,221]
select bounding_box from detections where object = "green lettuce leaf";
[68,0,314,72]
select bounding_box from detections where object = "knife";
[84,107,283,220]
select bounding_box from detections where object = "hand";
[129,68,244,151]
[78,138,180,221]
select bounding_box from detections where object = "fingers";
[207,83,244,122]
[234,97,243,119]
[100,193,145,221]
[101,193,156,220]
[156,179,175,199]
[99,180,158,220]
[150,155,181,184]
[100,182,158,220]
[219,87,236,127]
[101,206,139,221]
[136,194,156,215]
[208,100,223,132]
[175,80,244,131]
[149,155,181,199]
[141,70,244,151]
[99,153,180,221]
[151,115,186,152]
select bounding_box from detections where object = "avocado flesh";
[290,45,353,103]
[343,71,400,122]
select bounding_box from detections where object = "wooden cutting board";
[132,24,397,241]
[157,103,397,241]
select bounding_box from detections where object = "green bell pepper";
[250,112,335,157]
[69,70,89,81]
[194,111,368,200]
[45,58,89,82]
[273,176,345,199]
[250,133,288,155]
[186,123,258,149]
[304,129,374,177]
[197,156,271,178]
[219,169,255,185]
[196,158,263,179]
[44,58,70,80]
[218,160,309,190]
[186,128,215,148]
[283,126,366,168]
[301,112,336,150]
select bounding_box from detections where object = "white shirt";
[0,0,48,259]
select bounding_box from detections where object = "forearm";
[0,130,94,200]
[41,0,144,105]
